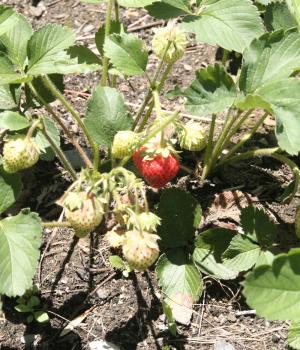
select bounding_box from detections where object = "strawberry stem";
[26,119,41,140]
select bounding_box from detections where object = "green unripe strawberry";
[152,24,187,64]
[64,191,104,238]
[127,212,161,232]
[179,122,207,152]
[122,230,160,271]
[3,136,40,173]
[112,131,139,159]
[295,206,300,238]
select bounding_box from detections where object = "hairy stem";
[41,125,77,180]
[220,112,269,165]
[27,81,93,168]
[100,0,114,86]
[41,75,96,156]
[43,221,72,228]
[132,43,172,130]
[137,64,172,132]
[201,113,216,181]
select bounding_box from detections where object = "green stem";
[132,43,172,130]
[26,119,41,140]
[137,64,172,132]
[43,221,72,228]
[120,111,179,167]
[114,0,119,21]
[221,49,229,66]
[27,81,93,168]
[220,112,269,165]
[41,125,77,180]
[217,147,280,167]
[41,75,96,155]
[222,109,253,150]
[101,0,114,86]
[202,112,236,179]
[201,113,216,181]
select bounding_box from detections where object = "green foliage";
[104,33,148,76]
[84,86,133,147]
[289,322,300,350]
[180,64,237,117]
[0,210,42,296]
[181,0,264,53]
[95,20,123,56]
[243,249,300,321]
[157,188,201,248]
[0,170,22,214]
[0,13,32,69]
[265,2,298,31]
[193,228,238,280]
[156,249,203,320]
[0,111,29,131]
[0,85,19,110]
[0,6,19,37]
[15,284,49,323]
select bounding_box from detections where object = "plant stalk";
[41,126,77,180]
[27,81,93,168]
[137,64,172,132]
[220,112,269,164]
[100,0,114,86]
[41,75,96,156]
[132,42,172,130]
[201,113,216,181]
[43,221,72,228]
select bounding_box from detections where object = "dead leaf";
[60,306,95,337]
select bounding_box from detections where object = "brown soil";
[0,1,297,349]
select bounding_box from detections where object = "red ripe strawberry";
[133,147,179,188]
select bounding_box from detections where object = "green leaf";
[240,206,277,247]
[0,53,26,84]
[222,234,261,272]
[162,302,177,336]
[109,255,126,270]
[35,117,60,161]
[193,228,238,280]
[243,249,300,321]
[157,188,201,248]
[84,86,133,147]
[0,85,18,110]
[287,0,300,29]
[27,24,75,75]
[255,78,300,155]
[182,64,237,116]
[156,249,203,323]
[104,33,148,76]
[34,310,49,323]
[15,304,31,313]
[265,2,298,32]
[234,93,272,112]
[239,30,300,93]
[95,20,122,56]
[289,322,300,350]
[181,0,264,53]
[0,6,19,37]
[0,209,42,297]
[28,296,40,308]
[0,111,29,130]
[0,13,33,69]
[0,170,22,214]
[118,0,158,7]
[146,0,191,19]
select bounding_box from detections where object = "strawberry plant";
[1,0,300,348]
